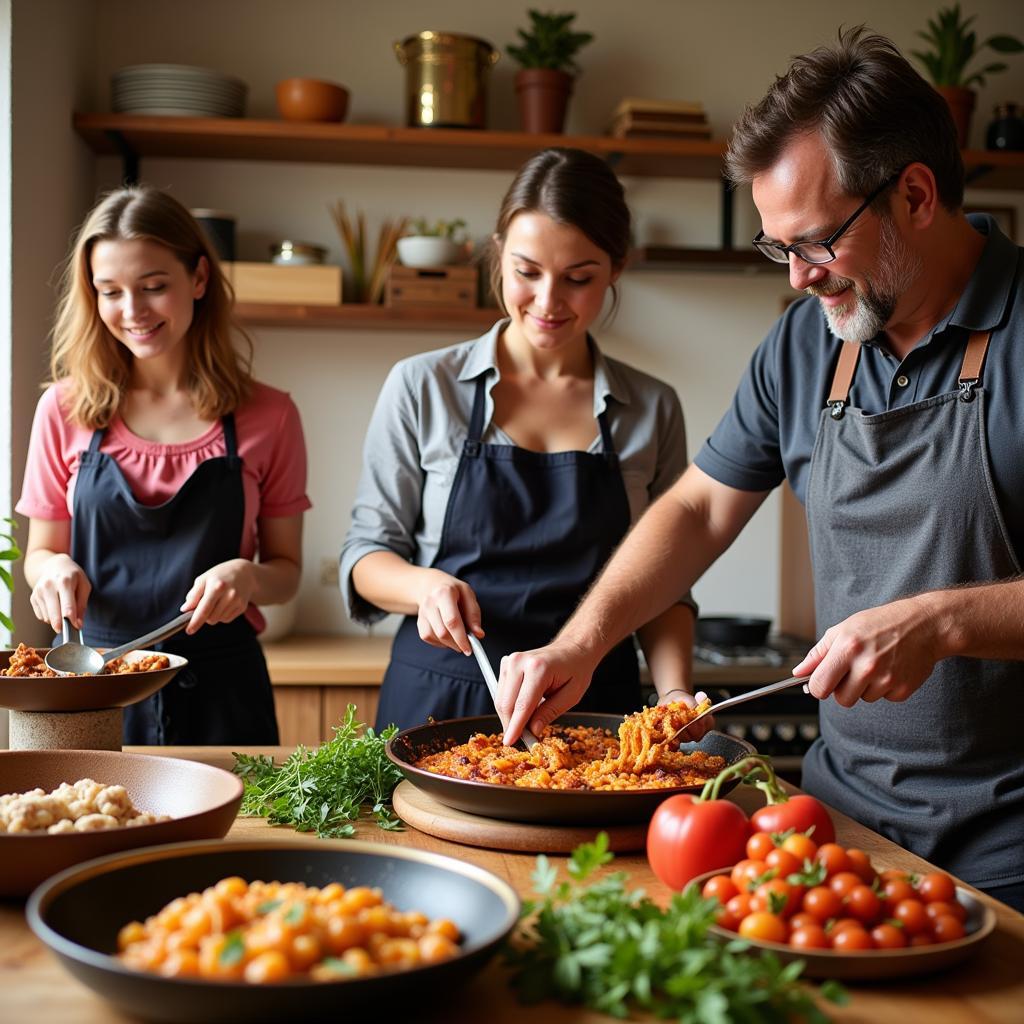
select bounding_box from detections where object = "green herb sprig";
[232,704,404,837]
[505,833,848,1022]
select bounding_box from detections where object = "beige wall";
[7,0,1024,645]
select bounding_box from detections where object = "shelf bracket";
[105,130,139,186]
[965,163,994,186]
[720,176,735,250]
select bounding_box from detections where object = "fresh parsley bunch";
[232,704,404,838]
[505,833,847,1023]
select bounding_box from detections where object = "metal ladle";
[44,611,194,676]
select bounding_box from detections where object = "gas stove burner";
[694,642,787,667]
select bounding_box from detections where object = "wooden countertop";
[3,745,1022,1023]
[261,633,806,687]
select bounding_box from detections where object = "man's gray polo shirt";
[695,215,1024,559]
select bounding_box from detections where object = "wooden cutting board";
[392,780,647,853]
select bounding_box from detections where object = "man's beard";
[808,217,923,342]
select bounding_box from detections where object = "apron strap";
[467,376,487,446]
[826,341,862,420]
[596,407,617,456]
[222,412,238,456]
[87,428,106,454]
[958,331,991,403]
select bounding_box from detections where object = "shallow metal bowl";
[386,712,756,825]
[0,648,186,712]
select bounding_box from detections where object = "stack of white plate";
[112,64,247,117]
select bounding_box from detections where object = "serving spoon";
[467,634,540,751]
[663,674,812,746]
[44,611,194,676]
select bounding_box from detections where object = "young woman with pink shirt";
[16,186,311,744]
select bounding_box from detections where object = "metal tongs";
[664,674,811,746]
[467,634,540,751]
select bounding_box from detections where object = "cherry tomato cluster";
[699,830,968,952]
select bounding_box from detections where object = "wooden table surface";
[3,745,1023,1023]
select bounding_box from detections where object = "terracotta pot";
[515,68,573,134]
[935,85,976,148]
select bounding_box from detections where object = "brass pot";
[394,31,499,129]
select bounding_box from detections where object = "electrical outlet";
[319,557,340,587]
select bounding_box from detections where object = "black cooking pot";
[696,616,772,647]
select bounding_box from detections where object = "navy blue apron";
[70,414,279,745]
[376,373,641,733]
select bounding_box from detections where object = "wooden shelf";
[235,302,500,331]
[963,149,1024,190]
[73,113,728,178]
[630,246,786,274]
[73,114,1024,190]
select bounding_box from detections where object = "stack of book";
[608,97,711,140]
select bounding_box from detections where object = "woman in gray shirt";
[341,148,703,734]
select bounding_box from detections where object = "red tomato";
[646,794,751,891]
[750,878,803,918]
[831,927,874,951]
[750,795,836,846]
[788,911,819,931]
[731,859,768,893]
[845,884,882,924]
[845,849,877,884]
[815,843,853,877]
[725,893,752,925]
[870,923,908,949]
[802,885,842,923]
[925,900,966,924]
[893,899,931,935]
[789,924,830,949]
[918,872,956,904]
[829,871,864,900]
[765,847,802,878]
[882,878,918,907]
[931,915,966,943]
[702,874,738,906]
[738,911,788,944]
[780,832,819,862]
[746,831,776,861]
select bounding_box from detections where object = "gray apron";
[802,330,1024,888]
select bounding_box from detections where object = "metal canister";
[394,31,499,129]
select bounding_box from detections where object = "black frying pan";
[696,616,772,647]
[386,712,756,825]
[0,649,186,712]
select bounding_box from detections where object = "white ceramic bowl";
[396,236,462,268]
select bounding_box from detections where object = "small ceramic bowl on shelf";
[275,78,349,122]
[396,236,463,268]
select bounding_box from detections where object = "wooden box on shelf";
[386,264,477,309]
[224,262,342,306]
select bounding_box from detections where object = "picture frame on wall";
[964,206,1017,242]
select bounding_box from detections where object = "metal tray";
[0,649,187,712]
[386,712,756,825]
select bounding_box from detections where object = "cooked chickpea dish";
[1,642,170,677]
[117,878,462,983]
[0,778,170,834]
[414,703,725,791]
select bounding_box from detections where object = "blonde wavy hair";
[50,185,253,428]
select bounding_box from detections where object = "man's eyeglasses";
[752,170,903,266]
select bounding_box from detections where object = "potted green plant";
[912,4,1023,146]
[397,218,468,267]
[1,517,21,645]
[506,10,593,134]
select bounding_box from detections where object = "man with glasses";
[497,27,1024,912]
